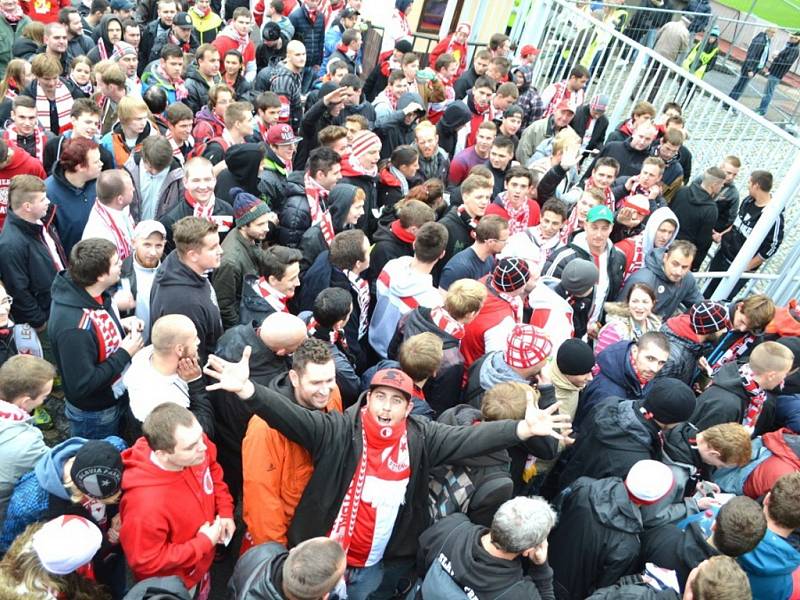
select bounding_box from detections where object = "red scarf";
[382,86,399,111]
[630,351,649,387]
[486,281,523,321]
[711,334,756,373]
[739,363,769,432]
[36,80,73,134]
[92,203,133,261]
[561,206,582,244]
[345,269,370,339]
[304,172,335,245]
[185,191,214,219]
[502,195,531,236]
[430,306,464,340]
[623,234,646,282]
[586,178,615,210]
[3,123,46,162]
[390,219,415,244]
[329,407,409,566]
[0,3,23,21]
[154,61,188,100]
[307,317,347,348]
[543,80,569,117]
[254,277,289,313]
[79,306,125,397]
[4,81,18,100]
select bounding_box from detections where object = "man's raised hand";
[204,346,253,398]
[517,392,573,441]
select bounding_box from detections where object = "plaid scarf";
[740,363,768,432]
[586,178,615,209]
[36,80,73,134]
[501,193,531,236]
[430,306,464,340]
[253,277,289,313]
[304,172,335,245]
[3,123,46,162]
[710,334,756,373]
[329,407,409,564]
[92,203,133,261]
[345,269,369,339]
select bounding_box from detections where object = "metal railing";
[518,0,800,302]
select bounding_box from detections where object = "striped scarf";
[739,363,768,433]
[543,81,569,117]
[79,307,125,397]
[430,306,464,340]
[36,80,73,134]
[561,205,582,244]
[502,194,531,236]
[586,178,615,210]
[3,123,46,162]
[345,269,369,339]
[710,334,756,373]
[92,203,133,261]
[253,278,288,313]
[304,172,335,245]
[622,234,646,283]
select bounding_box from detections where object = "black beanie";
[642,378,696,424]
[557,339,596,375]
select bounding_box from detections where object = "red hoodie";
[119,435,234,590]
[0,146,46,231]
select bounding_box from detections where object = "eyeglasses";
[0,297,12,307]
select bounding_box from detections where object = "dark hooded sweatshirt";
[149,250,223,361]
[298,182,358,274]
[670,181,718,269]
[549,476,644,600]
[641,522,717,591]
[87,15,123,64]
[216,143,268,204]
[436,101,472,158]
[375,92,425,159]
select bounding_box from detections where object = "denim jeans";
[65,401,123,439]
[757,74,780,115]
[729,73,752,101]
[344,561,385,600]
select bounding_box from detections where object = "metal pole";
[711,151,800,301]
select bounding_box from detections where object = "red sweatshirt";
[119,435,234,590]
[0,146,46,231]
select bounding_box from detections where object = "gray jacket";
[125,154,185,222]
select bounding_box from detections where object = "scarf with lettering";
[346,269,369,339]
[561,205,582,244]
[710,334,756,373]
[36,80,74,134]
[253,277,289,313]
[585,178,615,210]
[739,363,768,433]
[154,61,188,100]
[79,306,125,397]
[429,306,464,340]
[501,194,531,236]
[3,123,46,162]
[92,203,133,261]
[622,234,646,283]
[329,407,409,562]
[304,171,335,245]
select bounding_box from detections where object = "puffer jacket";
[0,14,31,80]
[288,3,325,65]
[298,183,358,273]
[656,314,712,385]
[184,68,220,114]
[276,170,312,248]
[228,542,290,600]
[255,61,303,131]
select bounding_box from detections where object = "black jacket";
[0,209,65,329]
[158,197,234,254]
[238,274,280,326]
[362,222,414,287]
[228,541,289,599]
[258,148,291,214]
[288,4,325,64]
[48,273,131,411]
[416,513,553,600]
[670,181,717,269]
[243,383,525,562]
[559,399,662,490]
[570,104,608,153]
[582,139,652,182]
[149,250,223,360]
[768,41,800,80]
[741,31,771,74]
[657,321,711,385]
[375,92,423,160]
[588,582,680,599]
[340,169,378,237]
[216,143,268,205]
[640,522,716,591]
[454,66,479,100]
[294,96,343,171]
[297,182,359,274]
[549,476,643,599]
[437,205,476,281]
[436,101,472,158]
[276,170,312,248]
[184,69,219,114]
[690,361,777,436]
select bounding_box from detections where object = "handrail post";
[711,152,800,301]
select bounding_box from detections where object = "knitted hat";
[370,368,413,398]
[32,515,103,575]
[395,39,414,53]
[689,301,730,335]
[232,187,270,228]
[557,338,596,375]
[504,324,553,369]
[351,130,381,158]
[111,41,137,62]
[560,259,598,295]
[621,194,651,217]
[492,257,530,293]
[625,460,675,505]
[70,440,123,499]
[642,378,696,424]
[590,94,609,113]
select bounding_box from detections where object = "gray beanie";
[561,259,599,295]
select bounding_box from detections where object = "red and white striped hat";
[351,130,381,158]
[504,324,553,369]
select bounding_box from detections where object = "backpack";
[413,522,474,600]
[187,135,229,161]
[428,461,514,527]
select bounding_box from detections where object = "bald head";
[259,312,307,354]
[287,40,305,54]
[152,314,197,354]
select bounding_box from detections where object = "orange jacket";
[241,386,342,545]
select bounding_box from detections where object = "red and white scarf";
[154,61,188,101]
[586,178,615,210]
[185,191,214,220]
[253,277,289,313]
[382,86,399,111]
[623,234,646,282]
[219,24,250,55]
[740,363,768,433]
[561,206,582,244]
[0,2,24,22]
[502,195,531,236]
[41,223,65,271]
[711,334,756,373]
[166,129,194,163]
[4,82,18,101]
[79,306,126,397]
[329,407,410,567]
[37,80,74,134]
[430,306,464,340]
[543,80,569,117]
[457,205,479,240]
[346,269,369,339]
[0,398,30,423]
[92,203,133,261]
[486,281,523,322]
[304,172,335,245]
[3,123,46,162]
[307,317,347,348]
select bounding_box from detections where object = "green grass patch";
[717,0,800,29]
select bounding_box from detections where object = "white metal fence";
[517,0,800,303]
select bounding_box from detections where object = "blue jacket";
[0,436,125,552]
[739,529,800,600]
[289,4,325,65]
[46,163,97,258]
[575,341,649,430]
[776,394,800,432]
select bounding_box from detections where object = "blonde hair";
[116,96,150,124]
[701,423,752,466]
[445,279,487,320]
[551,128,581,155]
[0,59,30,98]
[31,54,62,79]
[398,333,443,382]
[749,341,793,375]
[481,382,538,421]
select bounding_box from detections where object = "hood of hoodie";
[643,247,672,285]
[153,250,209,290]
[403,307,460,348]
[97,14,123,50]
[195,106,224,126]
[681,181,714,208]
[709,362,748,399]
[596,399,657,453]
[581,476,643,533]
[328,182,358,232]
[122,435,196,492]
[595,340,640,390]
[510,66,531,92]
[226,143,265,194]
[739,529,800,577]
[547,361,584,393]
[397,91,424,113]
[382,256,434,298]
[642,206,679,257]
[762,429,800,471]
[34,437,86,500]
[51,272,107,311]
[479,351,527,391]
[437,101,472,132]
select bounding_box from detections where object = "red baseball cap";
[266,124,302,146]
[555,100,575,114]
[521,44,540,58]
[369,369,414,398]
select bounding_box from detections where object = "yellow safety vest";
[682,42,719,79]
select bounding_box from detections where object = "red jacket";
[20,0,70,23]
[429,35,468,77]
[460,279,517,367]
[119,435,234,590]
[744,428,800,499]
[485,198,541,229]
[0,146,46,231]
[212,33,256,70]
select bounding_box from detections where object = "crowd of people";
[0,0,797,598]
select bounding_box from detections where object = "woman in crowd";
[595,282,662,354]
